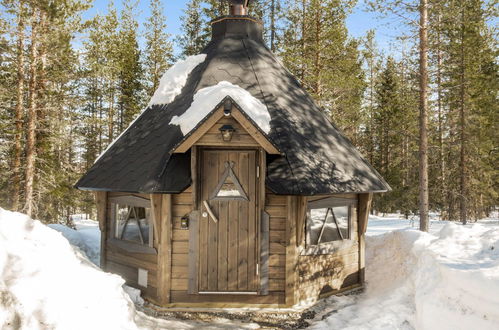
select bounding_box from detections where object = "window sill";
[108,238,157,255]
[300,239,356,256]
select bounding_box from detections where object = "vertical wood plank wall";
[167,188,286,306]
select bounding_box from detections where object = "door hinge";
[257,166,260,178]
[256,263,259,275]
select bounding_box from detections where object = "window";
[305,197,355,254]
[307,205,350,245]
[114,204,151,246]
[210,161,248,201]
[109,195,155,254]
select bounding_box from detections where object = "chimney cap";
[228,0,251,16]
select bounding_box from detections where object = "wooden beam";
[95,191,107,270]
[231,109,280,155]
[173,109,225,153]
[150,194,162,249]
[158,194,172,304]
[188,210,200,294]
[296,196,307,247]
[188,145,200,294]
[358,193,373,234]
[191,146,199,208]
[285,196,298,307]
[260,210,270,295]
[358,193,373,285]
[173,105,281,155]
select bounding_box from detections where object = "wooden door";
[198,149,259,293]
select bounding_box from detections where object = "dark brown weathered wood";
[358,193,372,284]
[107,238,157,255]
[358,193,372,234]
[96,191,107,269]
[260,210,270,295]
[173,106,280,155]
[285,196,298,307]
[217,152,229,291]
[108,195,150,208]
[150,194,162,249]
[198,149,258,293]
[188,210,200,294]
[157,194,172,304]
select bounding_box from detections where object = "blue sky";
[83,0,411,56]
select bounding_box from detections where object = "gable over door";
[198,149,259,293]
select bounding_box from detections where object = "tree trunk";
[23,8,40,217]
[270,0,276,52]
[418,0,429,232]
[436,13,446,216]
[459,5,467,225]
[11,0,26,211]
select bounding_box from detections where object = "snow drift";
[312,223,499,330]
[0,208,139,330]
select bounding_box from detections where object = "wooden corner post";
[158,194,172,304]
[358,193,373,285]
[285,195,298,307]
[95,191,107,270]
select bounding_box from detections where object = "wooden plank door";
[198,149,259,293]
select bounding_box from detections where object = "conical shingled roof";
[76,16,390,195]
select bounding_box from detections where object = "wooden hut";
[76,0,390,309]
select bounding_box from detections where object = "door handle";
[203,200,219,223]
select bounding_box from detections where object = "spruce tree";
[178,0,207,57]
[116,0,143,130]
[144,0,173,97]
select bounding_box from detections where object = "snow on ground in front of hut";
[310,213,499,330]
[94,54,207,164]
[1,206,498,329]
[169,81,271,135]
[0,208,257,329]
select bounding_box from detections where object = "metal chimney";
[229,0,249,16]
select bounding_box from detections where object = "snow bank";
[148,54,207,107]
[311,223,499,330]
[48,218,100,265]
[0,208,139,329]
[170,81,271,135]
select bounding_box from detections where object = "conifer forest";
[0,0,497,226]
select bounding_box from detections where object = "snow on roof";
[169,81,271,135]
[93,54,207,164]
[148,54,207,107]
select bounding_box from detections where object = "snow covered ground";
[1,207,498,329]
[311,214,499,330]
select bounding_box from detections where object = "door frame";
[188,146,268,295]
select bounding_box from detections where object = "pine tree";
[144,0,173,96]
[116,0,143,130]
[280,0,365,143]
[178,0,207,57]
